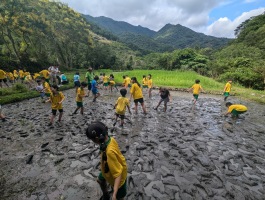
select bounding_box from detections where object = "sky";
[59,0,265,38]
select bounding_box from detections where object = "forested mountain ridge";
[84,15,156,37]
[0,0,136,70]
[154,23,230,49]
[83,15,231,53]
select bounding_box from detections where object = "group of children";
[1,67,249,200]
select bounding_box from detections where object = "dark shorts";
[103,83,108,86]
[88,83,92,90]
[134,98,144,104]
[45,78,50,83]
[231,109,246,116]
[92,89,98,95]
[142,85,148,88]
[115,113,125,120]
[76,102,83,107]
[160,97,169,103]
[45,93,51,97]
[52,109,63,115]
[224,92,230,97]
[128,84,131,88]
[74,81,81,87]
[98,172,127,199]
[193,94,199,100]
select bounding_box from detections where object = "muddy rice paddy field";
[0,88,265,200]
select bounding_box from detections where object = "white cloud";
[60,0,225,31]
[206,8,265,38]
[60,0,264,38]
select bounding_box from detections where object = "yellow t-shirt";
[33,73,40,80]
[227,105,247,113]
[192,84,202,95]
[76,87,85,102]
[142,78,148,86]
[109,80,115,86]
[103,76,109,83]
[101,137,127,188]
[43,82,51,94]
[130,83,143,100]
[25,74,32,81]
[0,70,6,79]
[19,70,24,78]
[50,92,64,110]
[125,77,131,85]
[224,82,232,92]
[116,97,129,115]
[8,72,14,80]
[13,70,18,78]
[39,70,50,79]
[147,79,153,88]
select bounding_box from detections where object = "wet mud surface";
[0,88,265,199]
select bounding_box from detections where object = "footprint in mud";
[26,155,34,164]
[41,142,49,148]
[55,137,63,141]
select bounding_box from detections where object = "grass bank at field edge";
[66,69,265,104]
[0,84,74,105]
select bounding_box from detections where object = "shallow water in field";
[0,88,265,199]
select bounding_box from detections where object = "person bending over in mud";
[154,87,172,112]
[224,102,248,118]
[85,121,127,200]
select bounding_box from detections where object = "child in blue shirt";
[92,75,100,102]
[74,72,80,93]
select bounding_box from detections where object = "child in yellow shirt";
[85,121,127,200]
[142,75,148,89]
[46,85,65,125]
[73,82,87,115]
[190,79,204,104]
[114,89,131,127]
[41,77,51,96]
[224,102,247,118]
[130,77,147,114]
[102,73,109,90]
[147,74,153,98]
[223,80,232,101]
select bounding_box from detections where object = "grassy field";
[1,70,264,104]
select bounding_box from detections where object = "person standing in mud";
[85,121,127,200]
[85,67,94,96]
[91,75,100,102]
[46,85,65,125]
[73,82,87,115]
[147,74,153,98]
[114,88,131,127]
[154,87,171,112]
[223,80,232,101]
[130,77,147,114]
[189,79,204,104]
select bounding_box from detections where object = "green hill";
[154,24,231,49]
[0,0,136,71]
[83,15,231,53]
